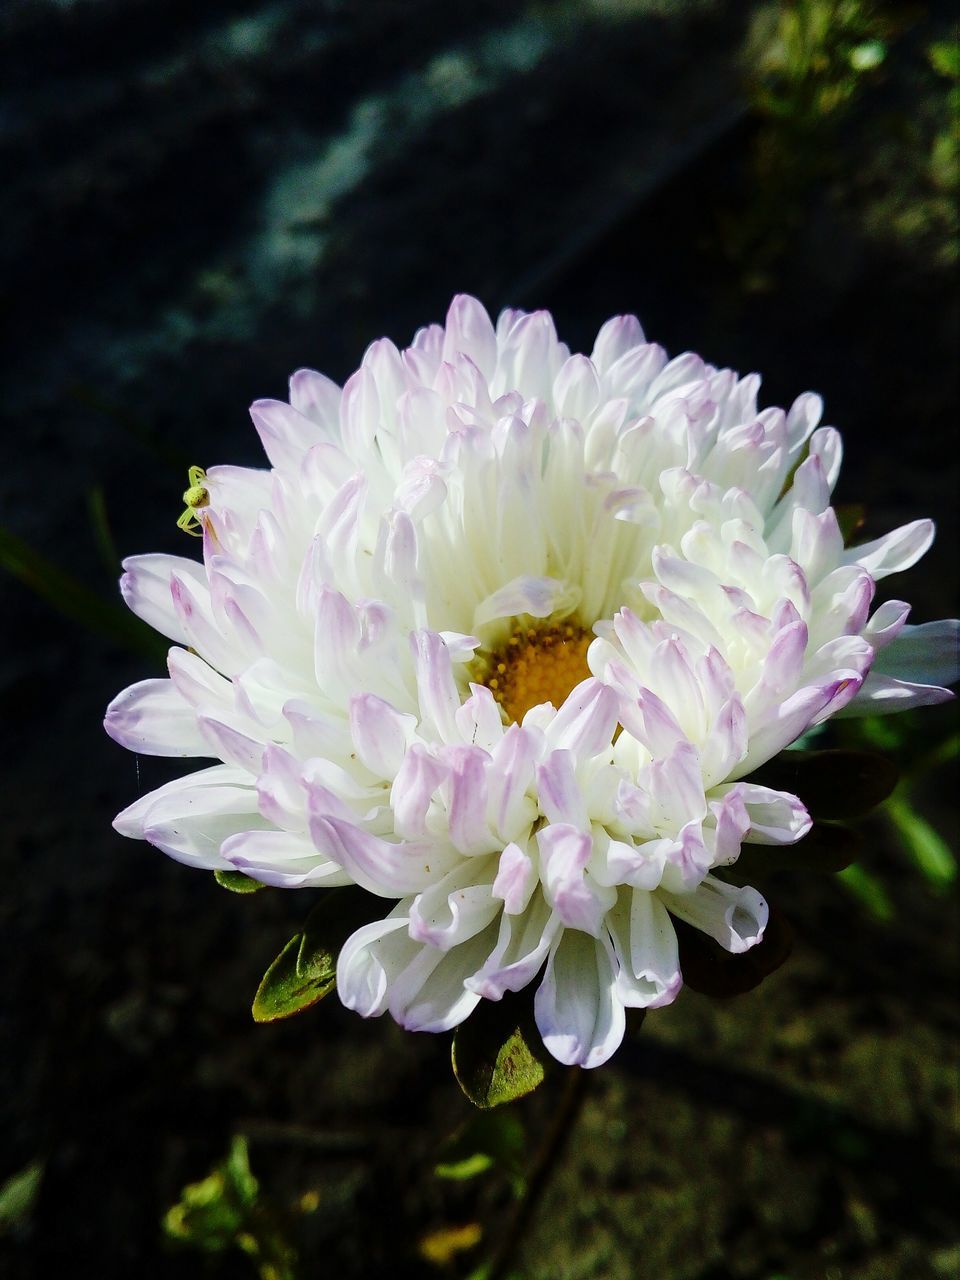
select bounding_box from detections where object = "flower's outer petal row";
[105,677,213,757]
[841,619,959,715]
[107,293,958,1069]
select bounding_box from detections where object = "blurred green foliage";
[0,523,166,662]
[837,710,958,918]
[748,0,891,124]
[731,1,958,287]
[163,1137,298,1280]
[0,1162,43,1239]
[435,1110,528,1196]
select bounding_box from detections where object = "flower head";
[106,296,958,1067]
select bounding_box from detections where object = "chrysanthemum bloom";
[106,297,958,1067]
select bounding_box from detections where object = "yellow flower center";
[484,621,593,724]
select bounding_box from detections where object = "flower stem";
[487,1066,589,1280]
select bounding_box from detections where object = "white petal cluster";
[106,296,958,1067]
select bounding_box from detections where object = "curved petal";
[222,829,353,887]
[660,876,768,954]
[607,888,682,1009]
[843,519,935,579]
[119,554,207,645]
[868,619,960,688]
[336,911,417,1018]
[105,679,210,757]
[534,929,626,1068]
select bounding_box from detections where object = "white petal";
[553,354,601,421]
[388,922,497,1033]
[411,630,461,744]
[843,519,935,579]
[536,751,589,829]
[339,365,381,459]
[723,782,811,844]
[537,824,615,936]
[337,912,416,1018]
[869,619,960,687]
[491,842,538,915]
[660,876,768,954]
[535,929,626,1068]
[473,576,580,630]
[444,745,496,855]
[349,693,417,778]
[408,858,501,950]
[288,367,341,430]
[136,779,264,870]
[591,314,645,372]
[249,399,325,470]
[120,554,206,645]
[607,889,682,1009]
[544,679,619,755]
[466,894,560,999]
[311,815,457,896]
[443,294,498,380]
[222,829,353,887]
[105,679,210,757]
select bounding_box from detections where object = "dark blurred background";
[1,2,958,1277]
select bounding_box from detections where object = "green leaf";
[674,903,794,998]
[86,484,121,578]
[251,887,371,1023]
[223,1135,259,1204]
[435,1151,494,1181]
[0,1161,43,1235]
[452,991,547,1109]
[0,524,167,661]
[929,40,960,81]
[164,1139,255,1252]
[728,821,861,884]
[435,1110,527,1192]
[885,795,957,889]
[214,869,265,894]
[746,749,898,821]
[848,41,885,72]
[837,864,895,921]
[252,934,336,1024]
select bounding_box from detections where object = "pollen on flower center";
[484,621,593,724]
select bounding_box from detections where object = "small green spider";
[177,465,209,536]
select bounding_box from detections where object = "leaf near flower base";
[729,820,863,883]
[674,903,794,998]
[214,869,265,894]
[746,748,899,821]
[452,991,548,1109]
[252,888,372,1023]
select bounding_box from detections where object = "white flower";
[105,296,958,1068]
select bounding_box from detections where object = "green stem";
[486,1067,589,1280]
